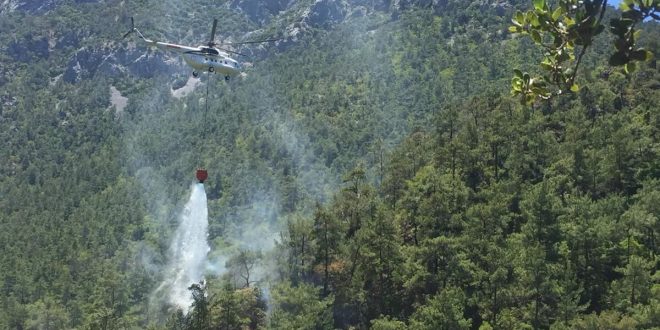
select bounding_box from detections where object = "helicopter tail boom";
[123,17,195,52]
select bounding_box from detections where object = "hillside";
[0,0,658,329]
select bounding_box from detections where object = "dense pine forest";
[0,0,658,329]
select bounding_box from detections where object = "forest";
[0,0,658,329]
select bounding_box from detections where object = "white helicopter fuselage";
[141,38,242,78]
[182,49,241,77]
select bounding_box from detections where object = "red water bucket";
[196,168,208,183]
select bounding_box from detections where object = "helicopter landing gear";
[208,67,215,73]
[225,76,230,81]
[192,71,199,78]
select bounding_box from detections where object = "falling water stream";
[161,183,210,313]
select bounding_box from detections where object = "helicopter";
[123,17,276,80]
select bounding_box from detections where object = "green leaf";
[508,25,520,33]
[624,61,637,74]
[564,16,575,27]
[512,77,523,91]
[553,35,563,47]
[645,50,654,61]
[530,13,541,27]
[552,7,562,20]
[614,38,630,51]
[533,0,546,11]
[570,83,579,93]
[540,59,554,71]
[525,94,535,105]
[622,10,644,21]
[531,86,547,94]
[531,86,551,99]
[610,18,634,36]
[630,49,652,61]
[531,30,542,43]
[515,11,525,25]
[609,51,629,66]
[514,69,524,79]
[530,78,546,88]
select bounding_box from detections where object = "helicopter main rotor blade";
[220,38,280,45]
[208,18,218,46]
[217,47,249,57]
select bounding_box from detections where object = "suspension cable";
[204,73,211,137]
[194,73,212,170]
[199,74,211,166]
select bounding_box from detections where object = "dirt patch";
[172,76,201,99]
[110,86,128,113]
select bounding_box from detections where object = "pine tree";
[187,282,210,330]
[311,205,343,297]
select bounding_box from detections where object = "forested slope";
[0,0,658,329]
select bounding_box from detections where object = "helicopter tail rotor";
[122,17,135,39]
[122,17,150,42]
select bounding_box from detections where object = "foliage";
[269,282,334,330]
[510,0,658,104]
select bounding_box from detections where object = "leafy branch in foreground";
[510,0,658,105]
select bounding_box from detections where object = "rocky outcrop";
[347,0,392,12]
[229,0,295,25]
[305,0,348,28]
[0,0,58,14]
[4,24,112,84]
[7,29,83,63]
[63,46,177,83]
[0,0,100,15]
[7,34,49,62]
[246,0,452,47]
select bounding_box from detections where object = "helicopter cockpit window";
[202,47,219,55]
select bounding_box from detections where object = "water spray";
[156,183,210,313]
